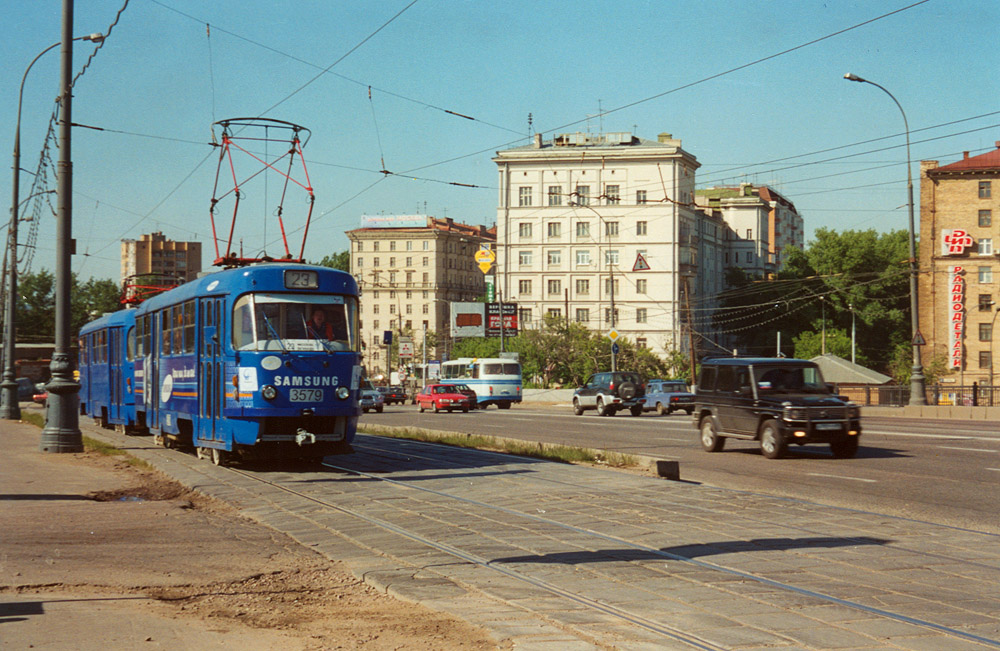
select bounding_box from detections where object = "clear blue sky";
[3,0,998,283]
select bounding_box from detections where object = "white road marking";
[936,446,997,453]
[807,472,877,483]
[988,468,1000,473]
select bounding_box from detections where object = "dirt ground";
[0,419,502,650]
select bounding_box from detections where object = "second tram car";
[79,308,140,433]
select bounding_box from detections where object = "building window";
[406,304,412,314]
[519,186,532,206]
[980,239,994,255]
[576,185,590,205]
[357,257,363,268]
[576,250,591,266]
[547,279,561,295]
[604,278,620,295]
[636,337,647,349]
[604,307,619,324]
[423,241,429,250]
[980,294,994,311]
[746,229,753,239]
[548,186,562,206]
[636,308,648,323]
[547,250,562,266]
[575,308,590,323]
[605,184,620,205]
[980,323,993,341]
[519,279,532,295]
[357,242,364,251]
[389,256,396,267]
[604,250,620,266]
[636,221,647,236]
[605,221,619,237]
[422,272,428,282]
[519,223,532,239]
[373,242,380,251]
[422,290,428,298]
[547,308,562,319]
[980,181,992,199]
[405,240,412,251]
[576,221,590,238]
[980,266,993,283]
[980,351,992,369]
[576,279,590,295]
[405,271,413,283]
[547,222,561,238]
[637,279,647,294]
[636,190,647,204]
[422,256,428,266]
[519,251,533,266]
[746,251,754,263]
[405,256,412,267]
[519,308,532,325]
[981,210,993,227]
[389,304,396,314]
[390,241,396,251]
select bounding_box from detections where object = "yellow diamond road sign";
[474,246,495,264]
[607,328,620,342]
[478,261,493,273]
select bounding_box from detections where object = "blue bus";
[439,357,522,409]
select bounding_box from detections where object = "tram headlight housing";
[336,386,350,400]
[261,385,277,401]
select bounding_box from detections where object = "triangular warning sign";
[912,331,926,346]
[632,252,650,272]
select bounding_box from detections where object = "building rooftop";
[346,216,495,239]
[928,141,1000,175]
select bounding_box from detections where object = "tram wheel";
[211,447,228,467]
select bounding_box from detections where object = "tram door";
[199,297,224,441]
[148,312,160,430]
[108,327,122,423]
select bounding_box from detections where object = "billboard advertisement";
[451,302,485,338]
[360,214,429,229]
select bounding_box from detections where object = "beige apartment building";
[919,142,1000,384]
[346,216,495,372]
[120,231,202,288]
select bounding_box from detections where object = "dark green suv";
[693,357,862,459]
[573,372,646,417]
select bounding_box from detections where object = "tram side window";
[172,304,183,353]
[96,330,107,363]
[182,300,195,353]
[80,337,88,366]
[162,308,172,356]
[126,326,136,362]
[234,298,255,350]
[135,316,144,357]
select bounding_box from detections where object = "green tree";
[316,251,350,271]
[792,327,857,362]
[14,269,124,343]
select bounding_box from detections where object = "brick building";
[919,142,1000,384]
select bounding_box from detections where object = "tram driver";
[307,305,349,348]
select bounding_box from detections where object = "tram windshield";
[233,293,358,352]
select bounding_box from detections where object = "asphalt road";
[362,404,1000,535]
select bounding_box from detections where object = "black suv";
[573,372,646,417]
[693,357,861,459]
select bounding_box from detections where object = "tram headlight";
[336,386,350,400]
[261,385,277,401]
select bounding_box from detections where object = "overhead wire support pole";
[40,0,83,452]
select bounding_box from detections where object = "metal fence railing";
[838,384,1000,408]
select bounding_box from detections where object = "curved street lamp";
[1,33,104,420]
[844,73,926,406]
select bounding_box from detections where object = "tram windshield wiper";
[260,311,288,353]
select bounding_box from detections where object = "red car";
[416,384,476,413]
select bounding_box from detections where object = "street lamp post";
[1,31,104,420]
[844,73,926,405]
[849,303,856,364]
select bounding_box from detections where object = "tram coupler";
[295,428,317,446]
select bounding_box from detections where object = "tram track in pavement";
[83,417,1000,649]
[222,434,1000,649]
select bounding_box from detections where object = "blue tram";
[82,263,363,465]
[79,308,140,433]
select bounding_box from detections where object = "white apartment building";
[494,132,703,356]
[695,184,804,277]
[346,215,495,372]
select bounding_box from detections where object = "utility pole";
[610,258,617,372]
[40,0,83,453]
[684,278,697,386]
